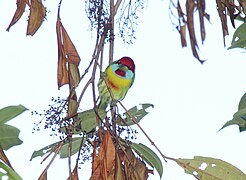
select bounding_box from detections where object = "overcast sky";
[0,1,245,179]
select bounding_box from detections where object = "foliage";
[176,156,246,180]
[0,105,27,150]
[3,0,246,180]
[220,93,246,132]
[0,105,27,179]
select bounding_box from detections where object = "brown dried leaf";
[38,170,47,180]
[27,0,46,36]
[225,1,236,28]
[6,0,29,32]
[67,164,79,180]
[56,16,81,89]
[216,0,229,46]
[240,1,246,14]
[68,63,80,89]
[186,0,204,63]
[91,131,116,180]
[197,0,206,42]
[177,25,187,47]
[0,145,13,169]
[177,1,187,47]
[67,89,78,119]
[115,152,125,180]
[122,147,149,180]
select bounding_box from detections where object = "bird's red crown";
[117,57,135,73]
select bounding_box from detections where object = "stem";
[119,101,167,162]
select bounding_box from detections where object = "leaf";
[30,137,83,160]
[0,162,22,180]
[0,145,13,169]
[68,164,79,180]
[6,0,29,32]
[59,109,106,134]
[220,94,246,132]
[130,142,163,178]
[216,0,229,46]
[228,23,246,50]
[176,156,246,180]
[0,124,22,150]
[186,0,205,64]
[238,93,246,110]
[59,138,84,158]
[91,131,115,180]
[120,147,152,179]
[67,89,78,119]
[0,105,28,124]
[26,0,46,36]
[79,109,106,133]
[56,16,81,89]
[116,104,153,126]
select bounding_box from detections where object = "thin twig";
[119,101,168,162]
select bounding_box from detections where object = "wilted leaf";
[121,147,152,180]
[220,93,246,132]
[0,145,12,169]
[115,152,125,180]
[228,23,246,50]
[91,131,115,180]
[6,0,29,32]
[176,156,246,180]
[67,164,79,180]
[216,0,229,46]
[30,137,83,160]
[0,162,22,180]
[116,104,153,126]
[67,89,78,119]
[0,105,28,124]
[130,143,163,178]
[27,0,46,36]
[56,16,81,89]
[186,0,204,64]
[38,170,47,180]
[0,124,22,150]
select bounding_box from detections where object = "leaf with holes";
[116,103,153,126]
[176,156,246,180]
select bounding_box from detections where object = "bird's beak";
[119,64,128,71]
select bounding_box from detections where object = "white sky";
[0,0,246,179]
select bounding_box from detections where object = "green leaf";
[238,93,246,110]
[220,93,246,132]
[30,137,84,160]
[116,103,154,126]
[130,142,163,178]
[0,162,22,180]
[176,156,246,180]
[79,109,106,133]
[220,109,246,132]
[0,124,22,150]
[59,109,106,134]
[0,105,28,124]
[228,23,246,50]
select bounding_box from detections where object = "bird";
[97,56,135,110]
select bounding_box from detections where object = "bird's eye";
[118,60,121,64]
